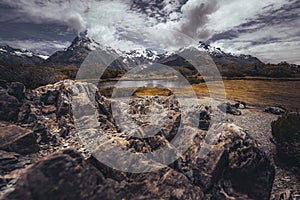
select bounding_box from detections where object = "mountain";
[0,45,47,66]
[159,41,263,67]
[44,36,264,74]
[157,41,265,78]
[2,36,297,83]
[44,36,99,67]
[197,42,263,67]
[44,36,160,70]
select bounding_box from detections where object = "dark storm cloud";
[0,1,76,54]
[0,22,75,41]
[178,0,219,39]
[130,0,188,22]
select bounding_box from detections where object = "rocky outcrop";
[171,123,275,200]
[5,149,204,200]
[0,80,277,199]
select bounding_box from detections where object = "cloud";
[0,0,155,50]
[0,0,89,32]
[3,0,270,48]
[0,0,299,64]
[206,0,288,34]
[0,0,218,51]
[177,0,219,39]
[210,0,300,64]
[66,13,86,33]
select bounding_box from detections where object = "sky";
[0,0,299,64]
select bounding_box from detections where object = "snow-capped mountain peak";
[0,45,49,60]
[123,48,159,62]
[198,41,224,55]
[173,41,225,58]
[0,45,49,65]
[65,36,101,52]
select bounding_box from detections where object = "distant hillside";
[0,37,299,89]
[0,45,47,66]
[159,42,300,78]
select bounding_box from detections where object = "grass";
[133,87,173,97]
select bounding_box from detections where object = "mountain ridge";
[0,45,48,66]
[42,36,266,70]
[0,36,299,80]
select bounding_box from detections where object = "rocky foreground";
[0,80,299,199]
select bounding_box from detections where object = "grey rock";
[218,102,242,115]
[0,122,39,155]
[265,107,285,115]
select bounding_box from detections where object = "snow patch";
[37,55,50,60]
[14,50,33,57]
[0,48,7,53]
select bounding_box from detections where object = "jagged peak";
[66,36,101,51]
[198,41,224,55]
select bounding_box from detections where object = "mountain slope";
[159,41,263,67]
[198,41,263,67]
[158,41,265,78]
[44,36,160,70]
[43,37,97,67]
[0,45,47,66]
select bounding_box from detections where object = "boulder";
[272,112,300,167]
[0,82,25,122]
[0,80,8,89]
[87,123,275,199]
[0,150,31,190]
[0,91,21,122]
[0,150,29,175]
[88,156,204,199]
[122,168,204,200]
[5,149,121,200]
[7,82,26,102]
[218,102,242,115]
[0,122,39,154]
[265,107,285,115]
[172,123,275,200]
